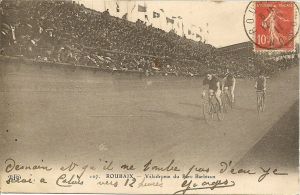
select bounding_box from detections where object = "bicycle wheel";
[226,93,233,109]
[222,93,231,113]
[257,93,263,114]
[211,97,224,121]
[203,102,213,124]
[221,94,228,113]
[261,93,265,112]
[214,102,224,121]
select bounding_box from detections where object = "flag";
[197,35,202,41]
[172,16,177,19]
[153,11,160,18]
[116,2,120,12]
[178,16,182,19]
[166,17,174,24]
[145,14,149,21]
[160,9,164,12]
[131,3,136,13]
[138,5,146,12]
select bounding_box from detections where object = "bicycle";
[221,89,233,113]
[202,92,224,123]
[256,90,265,114]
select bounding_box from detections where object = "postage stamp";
[244,1,299,51]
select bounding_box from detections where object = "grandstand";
[216,42,253,56]
[0,0,298,78]
[215,41,299,77]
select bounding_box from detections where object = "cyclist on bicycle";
[255,70,267,92]
[222,68,236,103]
[202,71,222,111]
[255,70,267,110]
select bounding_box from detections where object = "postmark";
[243,1,299,51]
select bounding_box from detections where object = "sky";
[78,0,250,47]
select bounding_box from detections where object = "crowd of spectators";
[0,0,298,78]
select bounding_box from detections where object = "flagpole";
[128,0,132,21]
[131,1,136,22]
[159,13,162,29]
[161,10,165,31]
[126,1,128,15]
[144,0,147,25]
[181,19,184,37]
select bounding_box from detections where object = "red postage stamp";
[244,1,299,51]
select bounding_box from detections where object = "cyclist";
[202,71,222,111]
[222,68,236,103]
[255,70,267,111]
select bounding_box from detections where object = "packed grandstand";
[0,0,298,78]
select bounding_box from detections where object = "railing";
[0,55,203,78]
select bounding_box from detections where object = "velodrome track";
[0,59,298,173]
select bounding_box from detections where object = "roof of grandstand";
[216,41,253,55]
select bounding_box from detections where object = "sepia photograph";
[0,0,299,194]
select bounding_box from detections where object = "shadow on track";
[234,100,299,171]
[140,109,204,121]
[233,105,256,113]
[179,102,202,108]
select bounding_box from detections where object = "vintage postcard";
[0,0,299,194]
